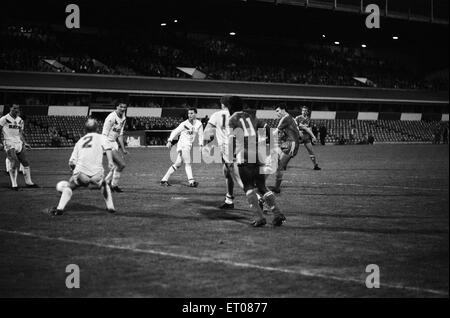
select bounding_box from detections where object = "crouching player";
[47,118,115,216]
[161,107,204,187]
[228,98,285,227]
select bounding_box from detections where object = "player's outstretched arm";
[202,123,216,146]
[167,122,184,148]
[302,126,317,142]
[69,141,80,171]
[0,125,4,151]
[118,135,128,155]
[19,127,31,149]
[197,122,205,147]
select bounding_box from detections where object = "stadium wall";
[126,107,161,117]
[48,106,89,116]
[400,113,422,121]
[2,103,448,121]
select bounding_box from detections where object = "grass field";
[0,144,448,297]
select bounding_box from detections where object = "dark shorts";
[280,141,299,156]
[237,163,268,194]
[299,132,313,144]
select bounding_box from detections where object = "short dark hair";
[275,103,287,111]
[221,95,243,114]
[188,107,198,114]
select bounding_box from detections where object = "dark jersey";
[228,111,267,164]
[295,114,313,141]
[277,114,300,143]
[295,115,311,129]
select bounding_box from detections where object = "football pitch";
[0,144,448,297]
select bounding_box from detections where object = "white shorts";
[220,143,233,164]
[4,141,23,154]
[70,171,104,187]
[103,139,119,151]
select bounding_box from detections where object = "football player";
[161,107,204,187]
[203,96,235,209]
[228,98,285,227]
[102,103,128,192]
[48,118,115,216]
[269,104,300,194]
[295,106,321,170]
[0,104,38,190]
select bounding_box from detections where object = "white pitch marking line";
[0,229,447,297]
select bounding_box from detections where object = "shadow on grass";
[280,224,449,235]
[299,212,445,220]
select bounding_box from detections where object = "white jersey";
[207,109,230,147]
[102,111,126,142]
[0,114,24,145]
[69,133,108,176]
[168,119,204,151]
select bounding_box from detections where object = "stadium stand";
[1,24,447,90]
[21,114,448,147]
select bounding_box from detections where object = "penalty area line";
[0,229,447,297]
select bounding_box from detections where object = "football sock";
[112,170,121,187]
[226,175,234,197]
[225,193,234,204]
[23,166,33,185]
[9,168,18,187]
[57,187,73,210]
[5,158,10,172]
[263,191,281,215]
[162,165,177,182]
[310,155,318,166]
[274,171,283,189]
[105,167,114,184]
[102,182,115,210]
[246,189,264,219]
[20,164,25,174]
[185,163,194,182]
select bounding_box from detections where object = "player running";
[295,106,321,170]
[47,118,115,216]
[203,95,235,209]
[0,104,38,190]
[268,104,300,194]
[161,107,204,187]
[228,98,285,227]
[102,103,128,192]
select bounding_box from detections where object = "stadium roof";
[255,0,448,25]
